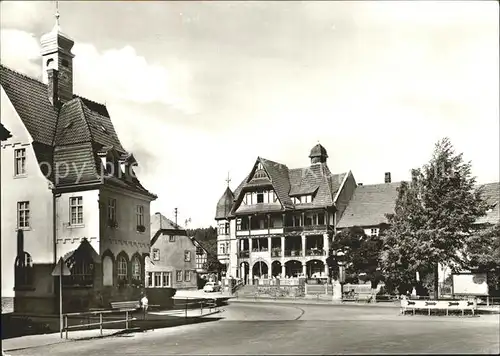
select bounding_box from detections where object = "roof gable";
[475,182,500,225]
[337,182,402,228]
[1,65,155,197]
[1,65,58,146]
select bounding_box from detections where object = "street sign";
[51,257,71,276]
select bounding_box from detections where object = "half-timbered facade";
[215,144,357,283]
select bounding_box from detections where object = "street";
[9,302,500,355]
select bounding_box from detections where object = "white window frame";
[152,248,160,261]
[136,205,144,227]
[184,270,191,282]
[69,196,83,225]
[14,148,27,176]
[169,235,175,242]
[117,256,127,280]
[107,198,117,224]
[176,270,183,282]
[17,201,30,229]
[147,271,172,288]
[184,250,191,262]
[131,257,141,280]
[370,228,379,236]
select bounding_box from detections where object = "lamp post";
[336,250,346,300]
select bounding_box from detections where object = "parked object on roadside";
[204,282,221,293]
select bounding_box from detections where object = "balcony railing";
[239,251,249,258]
[306,249,326,256]
[271,249,282,257]
[251,248,269,253]
[283,225,329,233]
[284,250,303,257]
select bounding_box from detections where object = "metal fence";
[172,297,220,318]
[62,309,137,339]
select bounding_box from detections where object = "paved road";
[9,302,500,355]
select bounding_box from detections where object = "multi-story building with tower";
[215,144,357,284]
[1,12,156,313]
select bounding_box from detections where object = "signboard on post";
[52,257,70,338]
[51,257,71,277]
[452,273,488,296]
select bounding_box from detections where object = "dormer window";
[257,192,264,203]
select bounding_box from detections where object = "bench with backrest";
[110,301,141,311]
[400,299,477,316]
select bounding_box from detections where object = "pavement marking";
[293,306,305,320]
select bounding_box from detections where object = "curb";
[3,329,127,352]
[3,311,224,352]
[230,298,400,307]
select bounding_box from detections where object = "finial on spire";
[54,1,60,30]
[225,172,231,187]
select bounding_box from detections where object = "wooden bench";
[110,301,141,311]
[401,299,477,316]
[342,293,374,303]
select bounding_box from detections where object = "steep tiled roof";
[337,182,402,228]
[0,123,12,141]
[53,143,101,186]
[215,187,234,220]
[151,212,184,233]
[260,158,293,208]
[0,64,154,198]
[1,65,58,146]
[475,182,500,225]
[150,213,186,246]
[229,155,348,215]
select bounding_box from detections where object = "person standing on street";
[140,293,149,320]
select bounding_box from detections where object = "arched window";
[102,255,113,286]
[117,256,127,280]
[131,257,141,281]
[15,252,33,288]
[66,252,94,286]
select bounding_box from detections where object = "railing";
[173,297,220,318]
[62,308,137,339]
[239,251,249,258]
[306,249,326,256]
[251,248,269,252]
[271,250,282,257]
[283,225,329,233]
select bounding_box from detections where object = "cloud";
[73,44,196,114]
[0,29,40,77]
[1,1,498,228]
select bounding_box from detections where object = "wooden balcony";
[306,249,326,256]
[283,225,329,234]
[284,250,303,257]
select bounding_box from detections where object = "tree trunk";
[433,264,439,300]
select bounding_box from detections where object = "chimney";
[385,172,391,183]
[17,229,24,259]
[47,69,59,107]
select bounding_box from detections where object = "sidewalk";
[2,329,122,352]
[2,308,224,353]
[230,297,500,313]
[231,296,400,307]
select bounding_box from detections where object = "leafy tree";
[203,253,224,274]
[463,223,500,295]
[381,138,488,298]
[327,226,384,289]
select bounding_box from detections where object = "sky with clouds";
[1,1,498,228]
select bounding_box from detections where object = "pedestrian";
[140,293,149,320]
